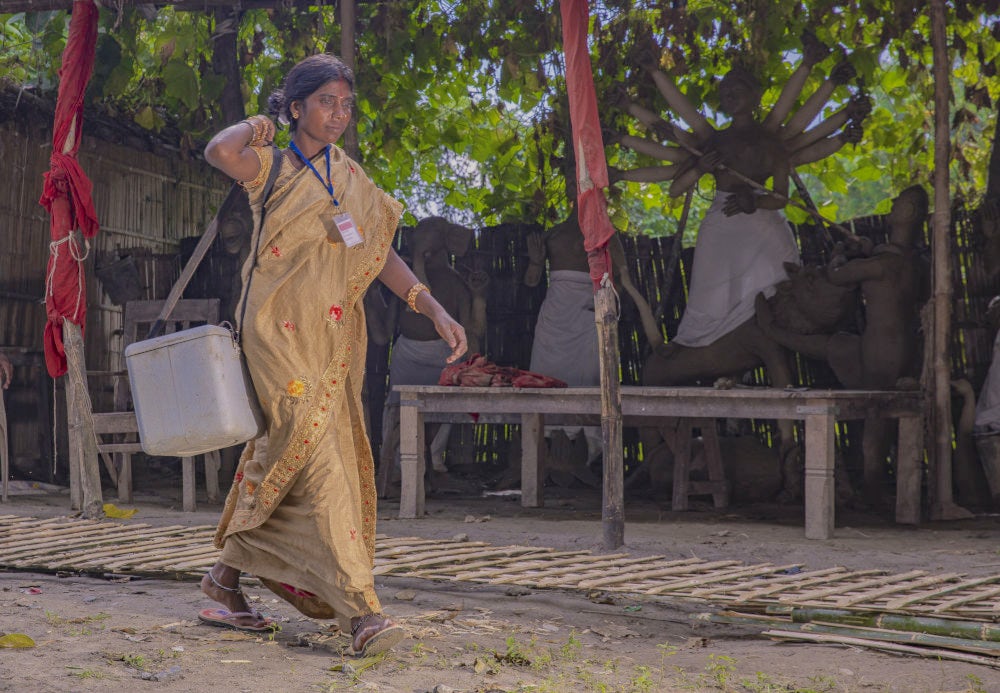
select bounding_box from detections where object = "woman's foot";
[350,613,406,657]
[199,562,273,631]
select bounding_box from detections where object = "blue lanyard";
[289,141,340,207]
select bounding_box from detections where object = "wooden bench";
[395,385,925,540]
[72,299,223,512]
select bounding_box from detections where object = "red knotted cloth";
[561,0,617,289]
[438,354,568,389]
[39,0,100,377]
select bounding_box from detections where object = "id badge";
[332,212,363,248]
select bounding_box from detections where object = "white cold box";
[124,324,264,456]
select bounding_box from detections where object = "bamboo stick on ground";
[763,629,1000,668]
[797,622,1000,656]
[701,612,1000,655]
[789,607,1000,642]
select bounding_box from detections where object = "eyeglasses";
[317,95,355,116]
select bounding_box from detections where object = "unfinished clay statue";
[755,185,929,504]
[610,31,869,349]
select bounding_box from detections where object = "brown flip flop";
[198,607,276,633]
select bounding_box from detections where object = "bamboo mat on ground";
[1,514,997,619]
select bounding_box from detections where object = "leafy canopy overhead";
[1,1,997,235]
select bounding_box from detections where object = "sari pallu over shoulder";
[214,144,404,549]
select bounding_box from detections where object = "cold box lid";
[124,324,264,456]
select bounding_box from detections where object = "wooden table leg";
[204,450,221,503]
[521,413,544,508]
[671,420,692,512]
[896,415,923,525]
[181,456,196,512]
[0,391,7,503]
[399,400,425,519]
[117,453,133,503]
[801,405,837,540]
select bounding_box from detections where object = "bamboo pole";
[63,319,103,518]
[702,612,1000,654]
[928,0,970,520]
[795,622,1000,656]
[790,607,1000,642]
[595,281,624,549]
[763,630,1000,668]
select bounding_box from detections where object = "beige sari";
[213,144,403,626]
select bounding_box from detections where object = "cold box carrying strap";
[145,145,284,340]
[236,146,284,342]
[125,148,283,456]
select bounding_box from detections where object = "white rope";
[46,233,90,325]
[46,228,90,482]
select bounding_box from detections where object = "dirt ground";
[2,477,1000,693]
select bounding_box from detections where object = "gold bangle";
[406,282,430,314]
[242,115,267,147]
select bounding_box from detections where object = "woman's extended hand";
[433,312,468,363]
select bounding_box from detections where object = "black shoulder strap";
[236,146,284,337]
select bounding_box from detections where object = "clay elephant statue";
[616,258,858,499]
[409,216,474,287]
[372,216,487,498]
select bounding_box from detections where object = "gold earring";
[292,112,299,120]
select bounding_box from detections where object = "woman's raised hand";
[245,114,277,147]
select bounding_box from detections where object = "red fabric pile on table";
[438,354,567,388]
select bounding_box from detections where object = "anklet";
[208,568,244,596]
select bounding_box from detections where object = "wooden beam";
[0,1,327,11]
[595,284,624,550]
[63,320,104,518]
[802,405,836,540]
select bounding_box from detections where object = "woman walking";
[198,53,467,657]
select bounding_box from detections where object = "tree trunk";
[987,90,1000,200]
[339,0,361,162]
[212,8,245,124]
[928,0,969,520]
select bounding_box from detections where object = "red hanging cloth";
[39,0,100,377]
[559,0,617,289]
